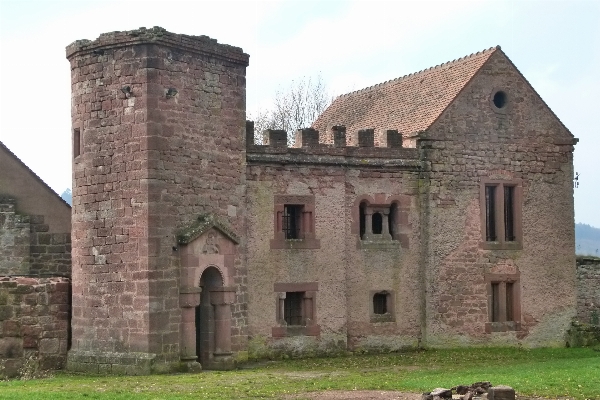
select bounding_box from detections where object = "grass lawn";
[1,347,599,399]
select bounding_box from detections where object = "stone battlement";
[246,122,420,167]
[66,26,249,66]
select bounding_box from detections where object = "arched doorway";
[196,266,223,367]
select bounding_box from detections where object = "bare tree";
[249,75,332,145]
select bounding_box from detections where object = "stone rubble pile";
[422,382,515,400]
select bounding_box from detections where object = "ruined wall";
[421,51,576,347]
[246,128,422,356]
[67,27,248,372]
[0,199,30,275]
[1,199,71,277]
[576,257,600,324]
[0,277,70,378]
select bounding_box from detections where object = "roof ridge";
[337,46,500,99]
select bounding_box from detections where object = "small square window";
[272,282,320,338]
[284,291,304,325]
[369,290,395,323]
[271,195,320,249]
[373,293,388,314]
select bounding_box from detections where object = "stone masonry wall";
[0,199,30,275]
[245,127,423,356]
[67,27,249,372]
[0,277,70,378]
[422,51,576,346]
[576,257,600,324]
[1,198,71,277]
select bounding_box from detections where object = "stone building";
[60,27,577,374]
[0,141,71,377]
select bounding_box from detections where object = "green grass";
[1,348,599,399]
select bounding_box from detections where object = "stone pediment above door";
[177,213,239,246]
[177,214,239,287]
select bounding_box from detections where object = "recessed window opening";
[73,128,81,158]
[491,282,500,322]
[506,282,514,321]
[504,186,515,241]
[373,293,388,314]
[359,201,367,239]
[485,186,497,241]
[372,212,383,234]
[493,91,507,109]
[284,291,304,325]
[389,203,397,237]
[491,281,516,323]
[283,205,302,239]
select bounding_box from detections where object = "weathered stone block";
[488,385,515,400]
[0,337,23,358]
[39,338,60,354]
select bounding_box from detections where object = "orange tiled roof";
[312,47,499,137]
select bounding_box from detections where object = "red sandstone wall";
[422,51,576,346]
[245,137,422,355]
[67,27,248,370]
[0,277,70,378]
[343,171,422,350]
[140,40,248,356]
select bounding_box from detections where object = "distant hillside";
[60,188,72,206]
[576,223,600,256]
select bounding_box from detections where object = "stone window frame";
[351,194,410,249]
[272,282,320,338]
[369,290,395,323]
[479,179,523,250]
[485,272,521,333]
[270,195,320,249]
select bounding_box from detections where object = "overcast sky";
[1,0,598,227]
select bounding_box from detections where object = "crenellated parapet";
[246,123,420,169]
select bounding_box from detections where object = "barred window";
[282,205,303,239]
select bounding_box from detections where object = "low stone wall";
[576,256,600,325]
[0,276,70,378]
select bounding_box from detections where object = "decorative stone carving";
[202,232,220,254]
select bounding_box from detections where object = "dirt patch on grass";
[287,390,421,399]
[287,390,552,400]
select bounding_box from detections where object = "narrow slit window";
[506,282,514,321]
[485,185,497,241]
[372,212,383,234]
[389,203,397,237]
[359,202,366,239]
[491,282,500,322]
[504,186,515,241]
[284,292,304,326]
[73,128,81,158]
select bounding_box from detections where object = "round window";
[493,91,507,109]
